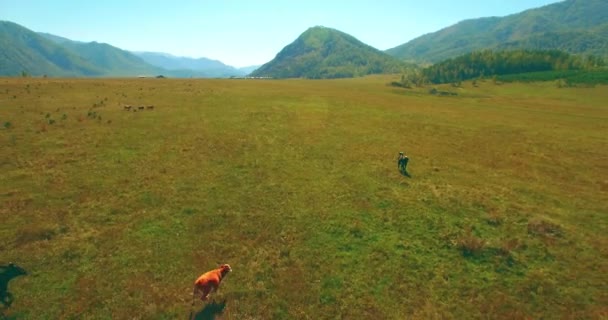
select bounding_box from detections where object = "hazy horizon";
[1,0,561,67]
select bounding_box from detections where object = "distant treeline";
[420,50,605,84]
[498,69,608,85]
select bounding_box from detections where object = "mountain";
[40,35,163,76]
[251,26,407,79]
[1,20,249,78]
[133,51,245,77]
[386,0,608,63]
[237,65,260,75]
[496,24,608,55]
[37,32,78,45]
[0,21,162,77]
[0,21,103,76]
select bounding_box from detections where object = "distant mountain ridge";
[236,65,260,75]
[2,0,606,78]
[40,33,164,76]
[386,0,608,63]
[132,52,257,77]
[0,20,251,77]
[0,21,104,76]
[37,32,82,44]
[133,52,231,71]
[251,26,408,78]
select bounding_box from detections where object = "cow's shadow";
[192,299,227,320]
[1,263,27,309]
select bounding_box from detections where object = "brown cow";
[192,264,232,301]
[189,264,232,319]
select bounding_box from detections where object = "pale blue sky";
[1,0,561,67]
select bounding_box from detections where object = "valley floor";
[1,76,607,319]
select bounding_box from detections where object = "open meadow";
[1,76,607,319]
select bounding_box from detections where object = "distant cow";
[123,105,132,111]
[146,105,155,110]
[138,106,145,110]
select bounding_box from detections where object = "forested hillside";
[386,0,608,63]
[0,21,103,76]
[251,26,408,79]
[420,50,605,84]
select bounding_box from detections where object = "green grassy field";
[1,76,607,319]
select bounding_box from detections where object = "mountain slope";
[0,21,103,76]
[497,24,608,56]
[40,34,163,76]
[37,32,77,45]
[386,0,608,63]
[251,26,407,79]
[4,21,251,78]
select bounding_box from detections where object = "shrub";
[555,78,570,88]
[457,227,486,257]
[528,219,563,238]
[499,238,522,256]
[181,208,196,215]
[486,210,503,226]
[16,225,58,246]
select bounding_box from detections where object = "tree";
[421,49,596,84]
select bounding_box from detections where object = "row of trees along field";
[399,50,606,85]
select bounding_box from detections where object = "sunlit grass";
[1,76,607,319]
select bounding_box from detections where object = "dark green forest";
[498,69,608,85]
[420,50,605,84]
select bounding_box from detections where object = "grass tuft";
[457,227,486,257]
[527,219,563,238]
